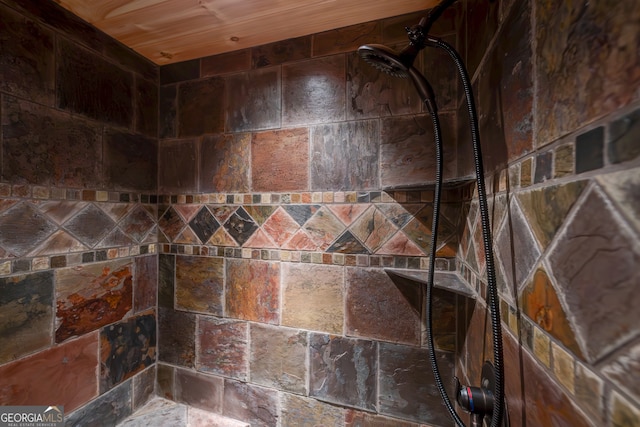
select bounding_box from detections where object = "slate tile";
[252,128,309,192]
[200,133,251,193]
[597,168,640,234]
[158,308,196,368]
[64,204,115,248]
[202,49,251,76]
[104,130,158,192]
[223,207,259,247]
[158,139,198,194]
[313,21,381,56]
[350,206,398,253]
[609,108,640,164]
[135,76,158,137]
[178,77,224,137]
[159,85,177,139]
[0,202,57,257]
[66,379,132,426]
[158,206,187,242]
[223,379,279,427]
[252,36,311,68]
[132,366,156,410]
[175,369,223,413]
[303,207,345,251]
[225,67,281,132]
[175,255,224,315]
[225,259,280,324]
[160,59,200,85]
[134,255,158,313]
[188,207,220,244]
[197,317,248,380]
[575,126,604,173]
[281,393,344,427]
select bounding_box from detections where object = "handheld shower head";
[357,44,437,114]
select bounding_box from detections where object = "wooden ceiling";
[53,0,440,65]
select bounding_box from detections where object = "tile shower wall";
[156,6,467,427]
[0,0,159,424]
[457,0,640,426]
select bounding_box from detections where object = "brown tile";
[226,259,280,324]
[63,203,114,247]
[350,206,398,253]
[159,85,177,138]
[378,342,453,425]
[328,204,369,226]
[121,205,156,243]
[0,5,55,105]
[282,56,346,126]
[251,128,309,192]
[535,1,640,145]
[610,390,640,427]
[346,267,420,345]
[177,77,224,137]
[548,187,640,362]
[551,341,575,393]
[158,139,198,194]
[202,49,251,76]
[380,113,457,187]
[0,202,57,257]
[223,380,279,426]
[250,324,307,394]
[200,133,251,193]
[2,96,102,187]
[313,21,381,56]
[0,332,98,412]
[64,379,132,426]
[310,121,380,190]
[135,76,158,138]
[303,207,345,251]
[252,36,311,68]
[597,168,640,235]
[55,260,133,343]
[421,34,459,112]
[104,130,158,192]
[158,308,196,368]
[281,263,344,334]
[281,393,344,427]
[175,368,223,413]
[0,271,54,364]
[520,268,583,359]
[156,363,175,400]
[309,334,377,411]
[197,317,248,381]
[134,255,158,313]
[262,207,300,247]
[132,366,156,410]
[225,67,281,132]
[100,312,156,392]
[175,255,224,315]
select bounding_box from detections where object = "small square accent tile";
[533,327,550,367]
[575,126,604,173]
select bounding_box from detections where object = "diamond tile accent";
[303,207,345,251]
[173,205,201,223]
[158,207,186,241]
[63,204,114,248]
[0,202,57,256]
[262,208,299,247]
[30,230,87,256]
[209,228,238,246]
[282,229,317,251]
[244,206,277,226]
[209,206,238,225]
[328,204,369,226]
[376,231,425,256]
[377,203,423,228]
[98,228,135,248]
[121,206,156,243]
[243,229,278,249]
[350,206,397,253]
[224,207,258,246]
[189,207,220,244]
[37,201,87,224]
[283,205,320,226]
[326,231,369,254]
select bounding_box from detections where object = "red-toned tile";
[197,317,248,381]
[208,227,238,246]
[262,208,300,247]
[243,229,278,249]
[282,229,318,251]
[328,204,369,226]
[252,128,309,192]
[226,259,280,324]
[376,231,425,256]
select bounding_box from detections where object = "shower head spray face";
[357,44,409,78]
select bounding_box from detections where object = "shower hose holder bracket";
[455,361,509,427]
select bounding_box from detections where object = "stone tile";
[158,139,198,194]
[350,206,398,253]
[0,332,98,412]
[177,77,224,137]
[159,85,177,139]
[202,49,251,76]
[309,334,377,411]
[30,230,88,256]
[574,362,604,423]
[421,34,459,112]
[610,390,640,427]
[226,67,281,132]
[55,260,133,343]
[380,113,457,187]
[494,199,541,290]
[0,202,56,257]
[0,271,53,364]
[346,49,421,120]
[551,341,575,393]
[158,308,196,368]
[252,36,311,68]
[465,0,500,77]
[242,206,276,226]
[303,207,346,251]
[313,21,381,56]
[226,259,280,324]
[119,397,187,427]
[175,369,223,413]
[516,180,587,249]
[104,130,158,192]
[326,231,369,254]
[375,231,425,256]
[175,255,223,314]
[63,203,115,248]
[223,380,279,427]
[281,393,344,427]
[160,59,199,85]
[609,108,640,164]
[188,207,220,244]
[158,254,175,309]
[281,262,344,334]
[200,133,251,193]
[282,229,318,251]
[223,207,259,246]
[328,204,369,226]
[501,329,592,427]
[310,120,380,191]
[533,326,551,368]
[576,126,604,173]
[378,342,453,425]
[345,409,422,427]
[283,205,320,226]
[132,366,156,411]
[534,1,640,145]
[601,340,640,405]
[262,207,300,247]
[0,4,54,104]
[282,56,346,126]
[100,312,156,392]
[520,268,583,359]
[156,363,175,400]
[188,406,250,427]
[251,127,309,192]
[534,151,552,183]
[158,206,187,242]
[135,77,158,138]
[197,317,248,381]
[597,168,640,234]
[57,38,132,128]
[66,379,132,427]
[2,96,102,187]
[121,206,156,244]
[250,324,307,394]
[554,143,574,177]
[548,187,640,362]
[134,255,157,313]
[346,268,420,345]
